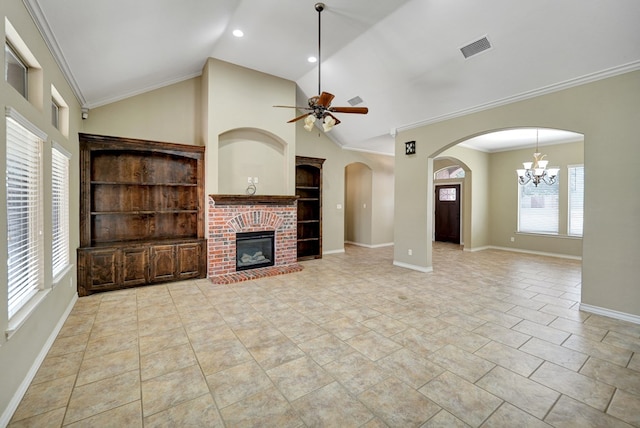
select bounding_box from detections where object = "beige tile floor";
[9,243,640,427]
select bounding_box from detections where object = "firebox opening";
[236,231,275,271]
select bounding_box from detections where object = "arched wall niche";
[218,127,289,195]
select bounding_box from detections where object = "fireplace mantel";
[210,194,298,206]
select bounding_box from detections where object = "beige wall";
[1,0,81,421]
[395,70,640,317]
[202,58,297,195]
[82,77,202,145]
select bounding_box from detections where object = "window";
[435,165,465,180]
[50,85,69,136]
[5,42,27,97]
[52,144,71,277]
[6,109,45,318]
[568,165,584,236]
[518,178,559,234]
[439,187,457,201]
[51,99,60,129]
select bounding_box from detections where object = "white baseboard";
[471,245,582,261]
[1,293,78,427]
[580,303,640,325]
[344,241,394,249]
[323,248,345,255]
[393,260,433,273]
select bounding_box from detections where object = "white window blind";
[6,110,45,318]
[568,165,584,236]
[518,179,559,234]
[52,143,71,277]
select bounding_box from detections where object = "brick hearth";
[208,195,302,283]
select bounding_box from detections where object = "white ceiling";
[26,0,640,155]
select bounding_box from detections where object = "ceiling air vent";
[460,36,492,59]
[348,96,363,106]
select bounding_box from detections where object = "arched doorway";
[433,160,468,245]
[431,127,583,256]
[344,162,373,246]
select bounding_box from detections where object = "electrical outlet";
[253,177,259,183]
[247,176,252,183]
[510,236,515,242]
[408,249,412,256]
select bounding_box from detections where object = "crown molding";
[396,60,640,134]
[22,0,87,106]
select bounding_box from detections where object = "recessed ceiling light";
[308,56,317,63]
[232,29,244,38]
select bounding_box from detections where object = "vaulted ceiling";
[26,0,640,154]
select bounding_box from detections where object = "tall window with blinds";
[6,112,44,318]
[568,165,584,236]
[518,178,559,234]
[52,144,71,277]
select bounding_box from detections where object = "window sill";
[516,232,582,240]
[6,289,50,340]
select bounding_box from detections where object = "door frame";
[433,181,463,244]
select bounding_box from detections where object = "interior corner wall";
[1,0,82,422]
[395,70,640,318]
[296,127,394,253]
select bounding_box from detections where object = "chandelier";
[516,129,560,187]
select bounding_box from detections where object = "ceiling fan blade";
[287,113,312,123]
[274,105,311,109]
[316,92,335,108]
[329,106,369,114]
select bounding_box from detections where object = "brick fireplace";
[208,194,302,283]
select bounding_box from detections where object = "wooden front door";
[435,184,461,244]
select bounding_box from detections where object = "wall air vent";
[348,96,363,106]
[460,36,492,59]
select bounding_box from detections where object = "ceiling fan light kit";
[274,2,368,132]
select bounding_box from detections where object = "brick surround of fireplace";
[208,195,302,283]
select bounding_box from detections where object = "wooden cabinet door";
[86,249,119,290]
[150,245,176,282]
[122,247,149,286]
[176,242,201,279]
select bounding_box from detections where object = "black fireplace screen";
[236,231,275,271]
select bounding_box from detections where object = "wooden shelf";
[78,133,206,296]
[91,181,198,186]
[91,210,199,215]
[296,156,325,260]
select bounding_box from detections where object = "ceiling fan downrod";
[315,3,324,96]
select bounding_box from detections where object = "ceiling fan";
[274,2,368,132]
